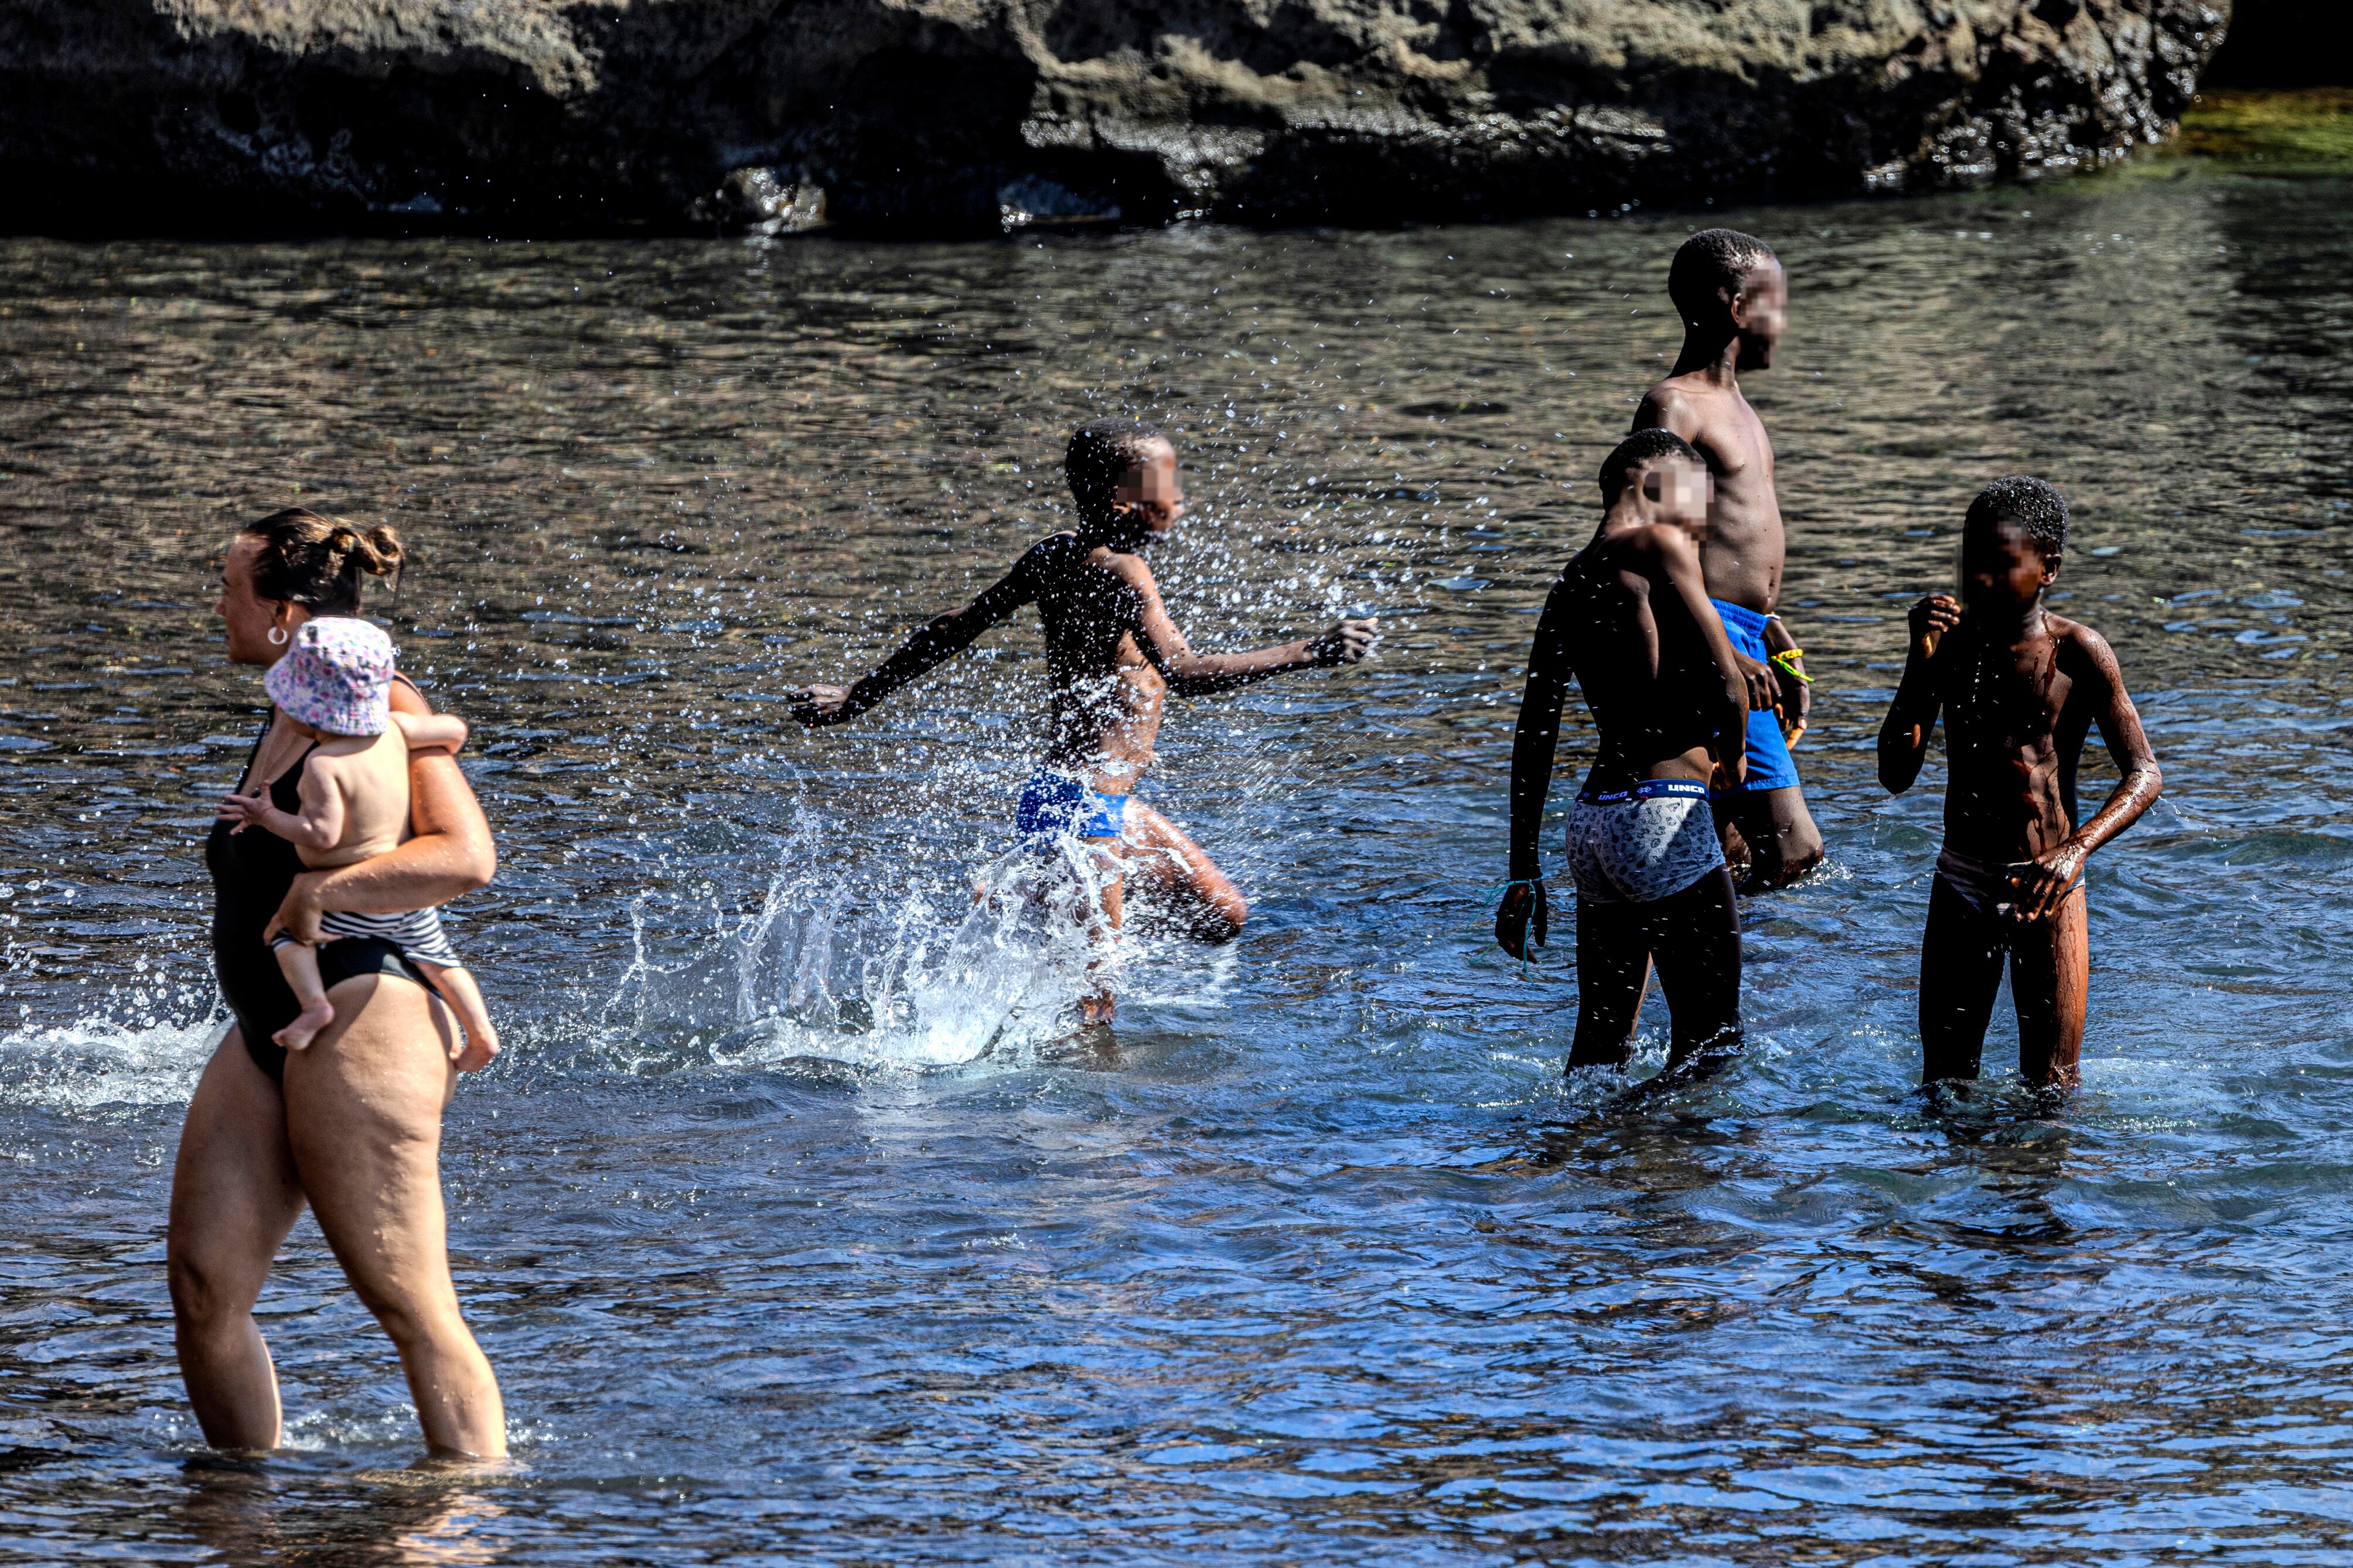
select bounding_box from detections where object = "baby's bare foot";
[274,999,335,1051]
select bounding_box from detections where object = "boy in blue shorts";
[1632,229,1823,890]
[790,419,1376,1022]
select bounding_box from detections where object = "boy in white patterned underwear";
[1495,429,1752,1076]
[217,617,499,1057]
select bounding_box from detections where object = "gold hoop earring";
[267,626,290,646]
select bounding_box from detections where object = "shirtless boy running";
[1632,228,1823,889]
[790,418,1376,1020]
[1877,477,2162,1092]
[1496,429,1752,1074]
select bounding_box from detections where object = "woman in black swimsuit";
[169,508,506,1457]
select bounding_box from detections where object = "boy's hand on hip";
[1731,649,1778,712]
[1775,662,1811,744]
[1494,879,1547,959]
[1308,617,1378,667]
[1909,594,1960,661]
[788,684,854,726]
[2007,844,2085,922]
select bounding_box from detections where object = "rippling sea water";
[2,137,2351,1563]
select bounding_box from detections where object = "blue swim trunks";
[1015,771,1128,842]
[1709,599,1800,795]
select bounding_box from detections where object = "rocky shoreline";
[0,1,2233,234]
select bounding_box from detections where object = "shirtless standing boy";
[790,418,1376,1019]
[1496,429,1751,1074]
[1632,228,1823,889]
[1877,477,2161,1091]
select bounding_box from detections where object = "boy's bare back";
[294,729,411,868]
[1633,374,1782,614]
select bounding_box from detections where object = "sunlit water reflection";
[2,149,2351,1562]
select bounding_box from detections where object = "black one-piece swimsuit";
[207,725,427,1082]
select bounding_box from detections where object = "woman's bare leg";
[168,1029,306,1450]
[285,975,506,1457]
[1116,802,1247,942]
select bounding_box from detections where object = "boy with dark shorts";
[790,418,1376,1022]
[1632,228,1823,890]
[1496,429,1752,1074]
[1878,477,2163,1092]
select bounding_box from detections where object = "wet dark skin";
[1496,452,1750,1074]
[790,439,1376,1004]
[1877,517,2163,1091]
[1632,256,1825,889]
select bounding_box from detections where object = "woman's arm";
[268,683,495,943]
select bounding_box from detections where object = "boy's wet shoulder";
[2048,609,2126,671]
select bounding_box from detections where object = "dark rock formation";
[2204,1,2349,87]
[0,1,2233,234]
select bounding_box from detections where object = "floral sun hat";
[263,617,396,736]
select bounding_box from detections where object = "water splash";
[0,1009,224,1112]
[601,832,1121,1074]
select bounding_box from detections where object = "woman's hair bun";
[241,507,407,613]
[353,524,405,576]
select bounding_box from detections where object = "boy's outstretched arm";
[790,556,1036,726]
[1878,593,1958,793]
[1496,581,1571,959]
[1645,525,1751,789]
[1121,558,1375,695]
[2011,630,2162,920]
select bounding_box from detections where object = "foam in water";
[605,832,1123,1072]
[0,1009,224,1111]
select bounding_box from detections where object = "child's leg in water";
[1113,802,1247,942]
[2006,887,2089,1091]
[1642,867,1742,1068]
[415,961,500,1067]
[1076,850,1123,1027]
[1568,869,1741,1072]
[1917,876,2008,1084]
[1570,902,1649,1069]
[270,940,335,1050]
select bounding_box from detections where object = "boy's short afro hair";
[1599,428,1705,507]
[1966,475,2069,558]
[1066,418,1164,521]
[1668,228,1779,324]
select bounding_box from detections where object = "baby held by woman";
[217,619,497,1056]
